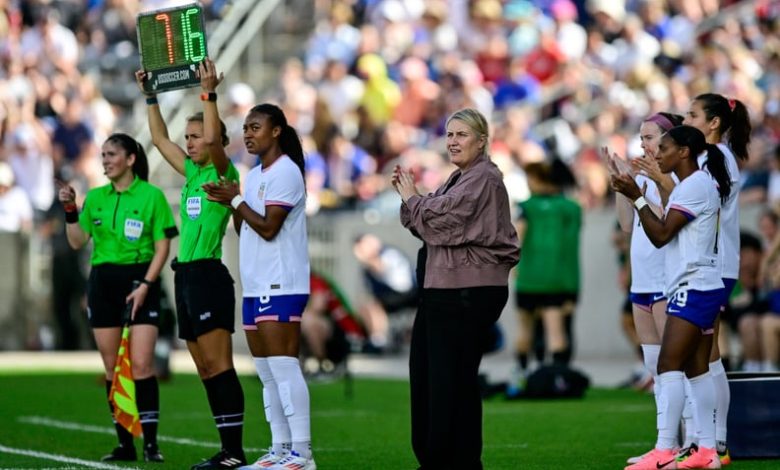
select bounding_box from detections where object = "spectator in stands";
[43,195,89,351]
[19,6,78,75]
[52,95,100,187]
[223,82,257,171]
[0,161,32,233]
[301,271,365,374]
[6,122,53,218]
[730,231,768,372]
[352,233,417,354]
[760,209,780,372]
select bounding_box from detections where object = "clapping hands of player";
[631,148,664,183]
[202,178,239,205]
[600,146,633,178]
[601,147,643,200]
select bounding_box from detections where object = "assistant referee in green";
[137,58,246,469]
[59,133,178,463]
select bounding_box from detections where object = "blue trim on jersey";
[242,294,310,325]
[667,288,725,330]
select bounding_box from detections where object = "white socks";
[254,357,291,455]
[688,372,716,449]
[656,371,685,449]
[709,359,730,444]
[682,378,697,447]
[267,356,312,460]
[641,344,660,378]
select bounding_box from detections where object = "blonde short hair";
[446,108,489,153]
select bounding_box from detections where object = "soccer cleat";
[144,443,164,462]
[677,446,721,469]
[675,443,698,463]
[505,367,527,399]
[716,442,731,466]
[624,447,677,470]
[238,449,285,469]
[272,450,316,470]
[627,447,679,465]
[101,445,137,462]
[191,449,247,469]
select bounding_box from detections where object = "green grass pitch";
[0,373,777,469]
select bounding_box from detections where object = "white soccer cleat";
[238,449,285,469]
[272,451,316,470]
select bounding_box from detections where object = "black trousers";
[410,285,508,470]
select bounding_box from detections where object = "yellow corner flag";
[109,324,142,437]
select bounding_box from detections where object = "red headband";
[644,113,675,132]
[728,98,736,111]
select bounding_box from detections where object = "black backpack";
[522,365,590,399]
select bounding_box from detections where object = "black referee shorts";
[172,258,235,341]
[515,291,578,312]
[87,263,162,328]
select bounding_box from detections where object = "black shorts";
[515,292,578,312]
[87,263,162,328]
[621,294,633,316]
[172,258,235,341]
[376,289,419,313]
[725,289,769,330]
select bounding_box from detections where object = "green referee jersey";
[515,194,581,294]
[79,176,178,265]
[178,158,239,262]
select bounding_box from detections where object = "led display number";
[136,3,208,93]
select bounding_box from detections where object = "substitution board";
[137,3,208,93]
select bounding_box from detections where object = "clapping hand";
[392,165,420,203]
[600,146,633,177]
[631,148,664,183]
[202,177,239,205]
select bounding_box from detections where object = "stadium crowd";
[1,0,780,372]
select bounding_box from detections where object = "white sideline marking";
[0,443,139,469]
[17,416,353,453]
[17,416,261,451]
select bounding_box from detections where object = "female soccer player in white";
[606,112,687,463]
[681,93,751,466]
[203,103,315,470]
[612,125,732,470]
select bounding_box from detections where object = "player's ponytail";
[250,103,305,179]
[106,133,149,181]
[693,93,751,161]
[702,143,731,204]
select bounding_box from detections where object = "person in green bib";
[137,58,246,469]
[507,158,581,398]
[59,133,178,463]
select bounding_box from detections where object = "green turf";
[0,373,776,469]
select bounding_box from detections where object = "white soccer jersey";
[630,174,666,293]
[698,143,740,279]
[239,156,310,297]
[663,170,724,296]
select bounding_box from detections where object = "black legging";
[409,285,508,470]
